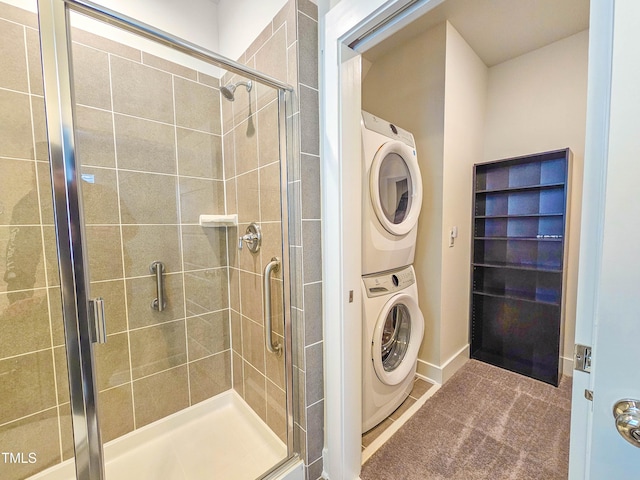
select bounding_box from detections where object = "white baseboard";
[416,344,470,385]
[418,348,574,381]
[561,355,574,377]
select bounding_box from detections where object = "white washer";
[362,265,425,433]
[362,111,423,275]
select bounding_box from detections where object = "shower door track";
[37,0,297,478]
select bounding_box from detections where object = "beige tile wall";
[294,2,324,479]
[0,0,322,479]
[0,3,232,479]
[0,3,62,479]
[221,0,292,448]
[221,1,324,478]
[67,26,232,438]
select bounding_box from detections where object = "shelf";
[470,348,559,387]
[473,290,561,306]
[473,262,562,301]
[473,236,563,270]
[475,182,565,194]
[475,213,564,219]
[473,262,562,273]
[475,215,564,239]
[474,236,563,242]
[475,188,566,217]
[471,149,570,386]
[198,214,238,227]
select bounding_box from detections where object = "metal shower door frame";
[37,0,297,478]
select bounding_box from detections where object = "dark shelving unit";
[470,149,571,386]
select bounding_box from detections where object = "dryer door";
[372,292,424,386]
[370,140,422,236]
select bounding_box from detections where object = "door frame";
[320,0,613,478]
[38,0,298,478]
[567,1,614,478]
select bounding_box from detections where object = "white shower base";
[31,391,296,480]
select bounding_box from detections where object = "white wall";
[440,22,487,367]
[8,0,299,78]
[7,0,222,75]
[5,0,219,50]
[483,30,589,369]
[99,0,220,53]
[97,0,296,67]
[80,0,221,75]
[217,0,288,61]
[362,22,446,371]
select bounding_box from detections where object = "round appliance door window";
[370,140,422,236]
[381,303,411,372]
[379,152,413,226]
[372,292,425,386]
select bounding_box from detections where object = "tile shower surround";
[1,4,235,478]
[0,1,322,479]
[221,1,323,478]
[0,1,322,480]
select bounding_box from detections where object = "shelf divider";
[476,181,565,194]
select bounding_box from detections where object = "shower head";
[220,80,252,101]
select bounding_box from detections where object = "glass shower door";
[36,0,295,478]
[0,1,76,479]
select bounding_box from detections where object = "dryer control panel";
[362,110,416,148]
[362,266,415,298]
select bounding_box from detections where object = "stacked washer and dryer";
[361,111,425,433]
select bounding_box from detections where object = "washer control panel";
[363,266,415,298]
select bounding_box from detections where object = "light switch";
[449,226,458,247]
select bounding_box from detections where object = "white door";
[572,0,640,477]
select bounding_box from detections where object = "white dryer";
[362,265,424,433]
[362,111,423,275]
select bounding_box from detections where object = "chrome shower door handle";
[150,261,166,312]
[89,297,107,344]
[263,257,282,356]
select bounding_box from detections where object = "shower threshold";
[30,391,287,480]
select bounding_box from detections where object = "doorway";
[321,0,595,478]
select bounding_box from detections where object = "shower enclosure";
[0,0,301,478]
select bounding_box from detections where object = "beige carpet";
[361,360,572,480]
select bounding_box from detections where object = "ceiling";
[362,0,590,67]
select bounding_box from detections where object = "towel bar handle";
[150,261,166,312]
[89,297,107,344]
[263,257,282,356]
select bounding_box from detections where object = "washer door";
[372,292,424,386]
[369,140,422,236]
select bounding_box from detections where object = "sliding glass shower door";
[0,0,298,478]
